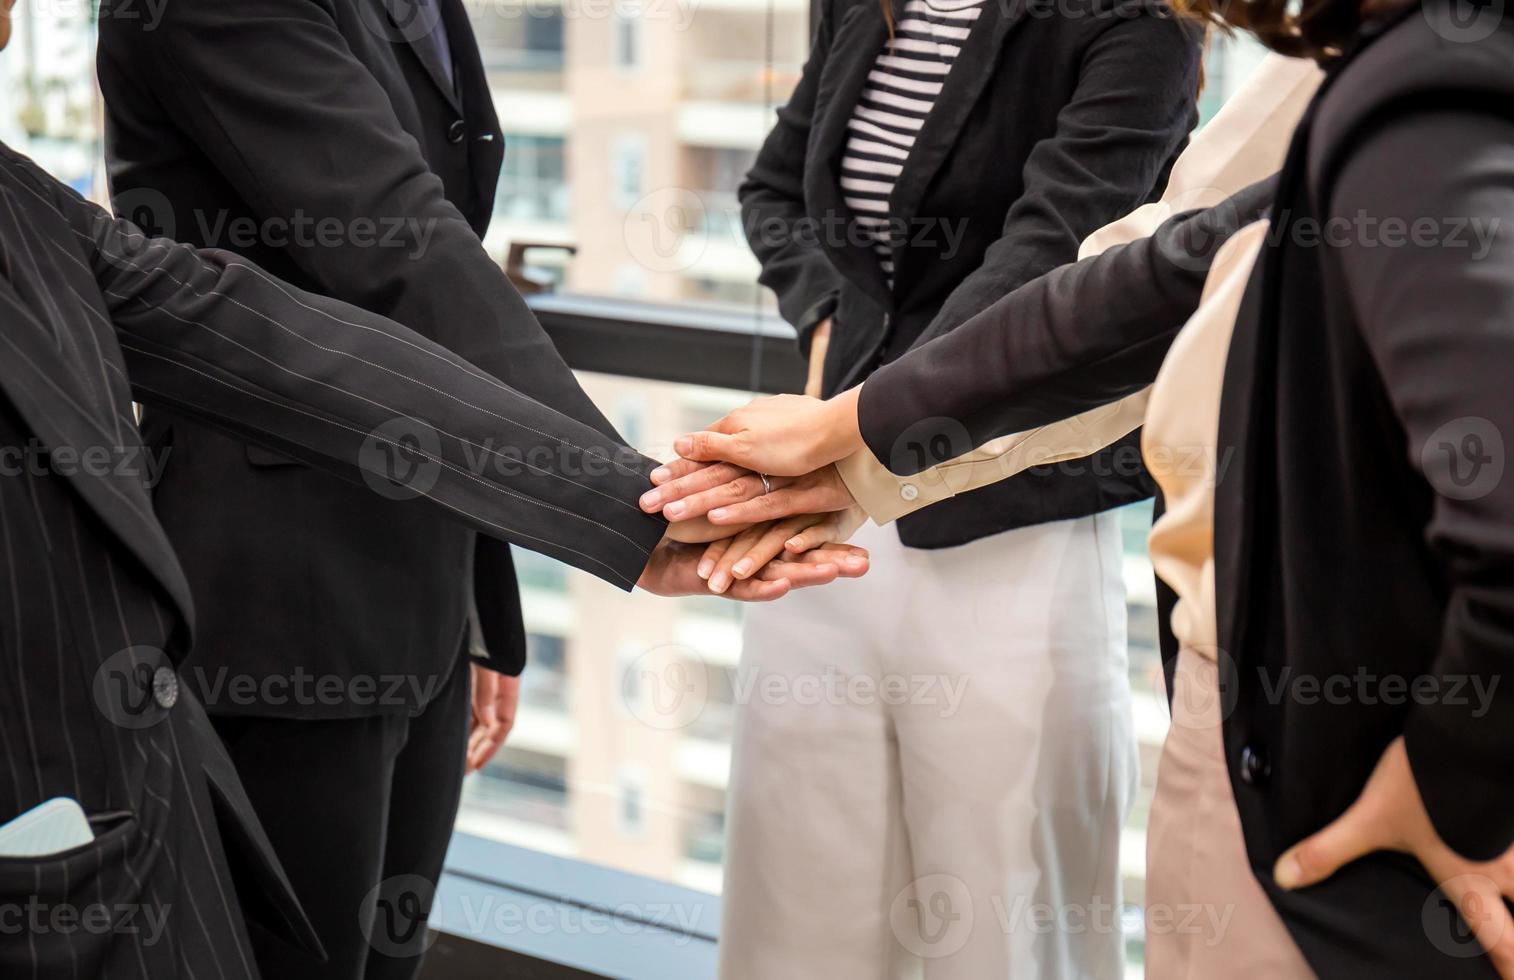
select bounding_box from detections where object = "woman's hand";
[660,512,754,544]
[696,508,869,594]
[1274,736,1514,974]
[642,461,858,526]
[671,386,865,477]
[804,318,832,398]
[636,537,847,601]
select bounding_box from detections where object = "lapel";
[885,0,1026,232]
[442,0,506,224]
[804,0,1028,303]
[378,0,463,114]
[1211,99,1321,668]
[0,278,197,636]
[805,5,894,307]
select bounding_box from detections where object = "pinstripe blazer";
[0,141,665,977]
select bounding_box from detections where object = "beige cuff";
[836,390,1152,525]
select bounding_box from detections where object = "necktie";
[414,0,454,92]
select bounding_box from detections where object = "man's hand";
[467,664,520,774]
[1274,736,1514,974]
[671,387,865,477]
[637,536,850,600]
[642,461,858,527]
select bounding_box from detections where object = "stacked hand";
[638,387,873,595]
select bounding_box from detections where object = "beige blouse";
[1144,221,1268,656]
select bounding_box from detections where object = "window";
[610,134,648,212]
[495,133,568,223]
[616,767,647,836]
[612,12,642,71]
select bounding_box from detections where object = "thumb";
[674,430,747,466]
[1273,799,1385,890]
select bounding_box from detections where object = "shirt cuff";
[837,390,1153,525]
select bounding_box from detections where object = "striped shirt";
[841,0,988,283]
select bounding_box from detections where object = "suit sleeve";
[102,0,618,439]
[913,8,1203,346]
[1330,107,1514,860]
[72,199,668,593]
[858,177,1276,474]
[737,0,849,357]
[99,0,634,673]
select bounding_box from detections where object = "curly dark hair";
[1171,0,1414,61]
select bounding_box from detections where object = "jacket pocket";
[0,809,138,899]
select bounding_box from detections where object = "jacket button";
[1240,745,1270,787]
[448,119,466,144]
[152,666,179,711]
[900,483,919,501]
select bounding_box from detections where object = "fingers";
[706,486,834,526]
[641,461,749,514]
[1273,798,1387,891]
[662,514,754,544]
[661,473,778,522]
[797,544,870,578]
[649,457,713,486]
[723,575,794,602]
[674,429,749,467]
[698,536,734,581]
[705,468,855,525]
[757,558,840,588]
[708,517,815,594]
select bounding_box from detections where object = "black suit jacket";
[0,140,663,978]
[96,0,600,713]
[858,4,1514,969]
[1209,6,1514,974]
[740,0,1202,547]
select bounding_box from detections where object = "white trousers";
[718,513,1138,980]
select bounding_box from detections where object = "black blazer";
[0,141,662,978]
[740,0,1202,547]
[858,5,1514,971]
[96,0,602,713]
[1211,6,1514,975]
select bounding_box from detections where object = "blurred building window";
[496,133,569,223]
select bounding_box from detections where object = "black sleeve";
[98,0,646,672]
[859,177,1276,474]
[67,195,667,593]
[1329,107,1514,860]
[737,0,849,357]
[912,9,1203,348]
[102,0,621,441]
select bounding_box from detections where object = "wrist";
[816,386,865,465]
